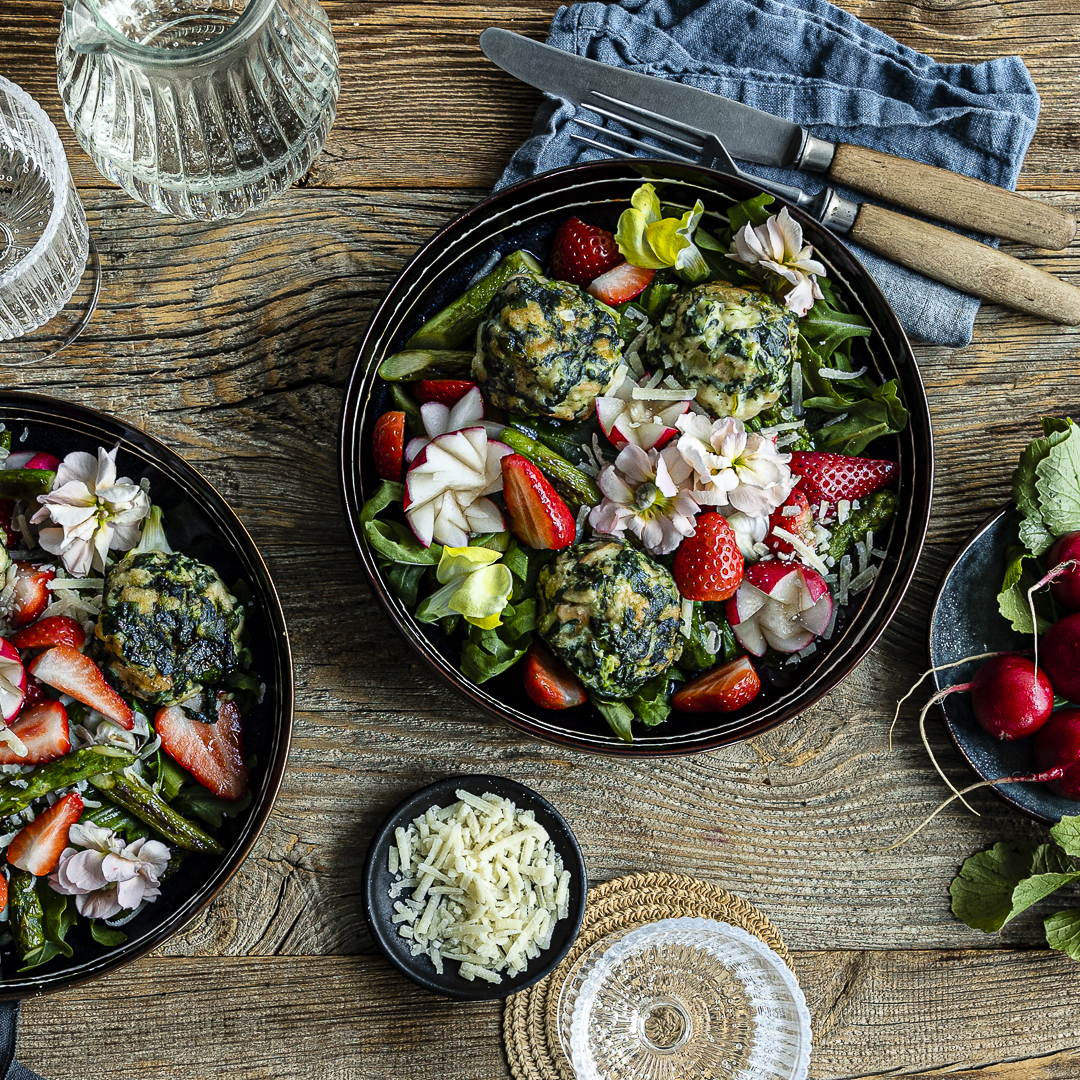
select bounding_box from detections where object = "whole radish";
[1040,613,1080,703]
[968,655,1054,739]
[1046,531,1080,611]
[1033,708,1080,799]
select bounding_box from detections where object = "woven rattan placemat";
[502,872,791,1080]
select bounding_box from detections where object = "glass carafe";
[56,0,339,220]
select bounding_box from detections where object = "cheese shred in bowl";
[386,789,572,982]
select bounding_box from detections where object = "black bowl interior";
[341,159,933,755]
[0,392,293,996]
[929,504,1075,824]
[362,774,587,1000]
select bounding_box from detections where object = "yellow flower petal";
[436,544,502,584]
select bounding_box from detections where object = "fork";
[568,92,1080,325]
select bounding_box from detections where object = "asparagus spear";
[8,871,44,958]
[90,771,223,855]
[378,349,474,382]
[500,428,602,508]
[0,469,55,499]
[406,250,543,350]
[0,747,135,818]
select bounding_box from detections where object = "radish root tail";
[918,686,978,816]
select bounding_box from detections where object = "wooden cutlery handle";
[848,203,1080,325]
[830,144,1077,251]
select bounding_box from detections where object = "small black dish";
[929,504,1073,824]
[362,775,587,1000]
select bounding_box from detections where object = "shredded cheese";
[387,790,571,983]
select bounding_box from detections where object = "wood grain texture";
[2,0,1080,1076]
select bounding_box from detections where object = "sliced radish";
[405,386,504,463]
[405,429,511,547]
[0,639,27,723]
[596,371,691,451]
[725,562,833,655]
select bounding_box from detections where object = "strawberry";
[21,673,45,711]
[157,694,248,799]
[672,513,744,602]
[672,655,761,713]
[523,643,587,710]
[8,562,55,628]
[0,700,70,765]
[789,451,898,507]
[372,410,406,482]
[0,873,7,915]
[587,262,655,306]
[29,645,134,730]
[7,791,83,876]
[24,452,61,472]
[501,454,576,550]
[766,489,817,557]
[413,380,478,407]
[12,615,87,651]
[550,217,623,286]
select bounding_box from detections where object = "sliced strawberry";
[789,451,898,507]
[523,643,587,710]
[413,380,478,407]
[29,645,134,730]
[673,513,744,602]
[500,454,576,551]
[0,873,7,914]
[766,489,817,557]
[372,410,406,482]
[0,701,70,765]
[550,217,623,286]
[8,562,55,629]
[12,615,87,652]
[587,262,655,306]
[7,791,83,876]
[156,694,248,800]
[21,673,45,711]
[672,655,761,713]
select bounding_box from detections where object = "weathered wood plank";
[3,1,1080,192]
[15,949,1080,1080]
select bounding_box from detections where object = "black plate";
[928,504,1076,824]
[362,775,586,1000]
[0,392,293,996]
[340,160,933,755]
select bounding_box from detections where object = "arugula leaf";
[1045,909,1080,961]
[458,599,536,683]
[90,921,128,947]
[174,784,253,829]
[628,672,684,728]
[949,840,1075,932]
[21,885,76,971]
[593,698,634,742]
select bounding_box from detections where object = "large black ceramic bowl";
[362,774,586,1000]
[341,160,932,756]
[0,392,293,996]
[930,504,1073,824]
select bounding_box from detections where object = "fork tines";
[571,91,708,163]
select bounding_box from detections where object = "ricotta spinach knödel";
[537,540,683,698]
[472,272,622,420]
[93,549,245,707]
[642,280,799,420]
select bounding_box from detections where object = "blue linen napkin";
[495,0,1042,347]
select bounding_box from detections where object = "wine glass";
[0,75,99,364]
[558,917,812,1080]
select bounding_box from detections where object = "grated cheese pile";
[387,789,571,983]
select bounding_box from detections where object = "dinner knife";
[480,27,1077,251]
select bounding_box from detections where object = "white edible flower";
[48,821,170,920]
[722,510,770,560]
[675,413,793,517]
[728,207,826,316]
[589,444,699,555]
[31,447,150,577]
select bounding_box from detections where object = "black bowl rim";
[340,159,933,757]
[362,774,587,1000]
[928,502,1068,825]
[0,390,295,998]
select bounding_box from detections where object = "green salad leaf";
[593,698,634,742]
[90,921,128,947]
[950,816,1080,961]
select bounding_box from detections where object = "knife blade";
[480,27,1077,251]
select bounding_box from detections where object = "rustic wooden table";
[2,1,1080,1077]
